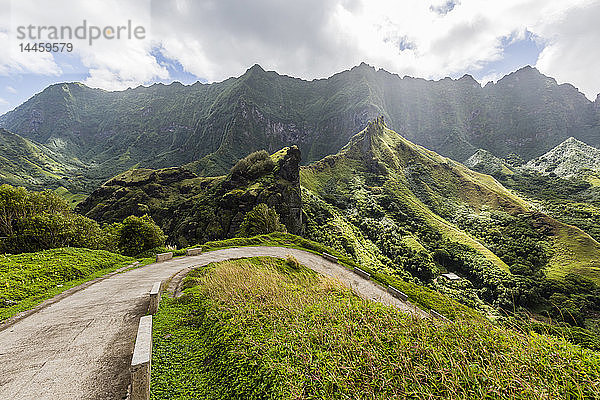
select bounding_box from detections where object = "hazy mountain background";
[1,64,599,194]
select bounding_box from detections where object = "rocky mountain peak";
[464,149,509,176]
[523,137,600,178]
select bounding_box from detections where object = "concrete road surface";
[0,246,426,400]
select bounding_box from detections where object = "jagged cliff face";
[77,146,303,246]
[523,137,600,178]
[2,64,599,193]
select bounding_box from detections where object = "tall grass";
[151,257,600,399]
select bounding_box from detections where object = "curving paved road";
[0,247,427,400]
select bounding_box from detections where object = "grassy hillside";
[301,119,600,286]
[151,257,600,399]
[0,248,134,321]
[0,128,87,191]
[78,120,600,332]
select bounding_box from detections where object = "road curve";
[0,246,426,400]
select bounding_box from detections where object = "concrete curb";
[353,266,371,279]
[155,252,173,263]
[321,252,338,263]
[148,281,162,314]
[131,315,152,400]
[430,309,450,322]
[166,266,194,297]
[185,247,202,256]
[0,261,140,333]
[387,285,409,301]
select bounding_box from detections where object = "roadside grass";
[0,248,134,322]
[143,232,480,321]
[151,257,600,400]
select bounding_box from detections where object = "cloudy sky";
[0,0,599,114]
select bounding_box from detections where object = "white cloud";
[0,0,599,99]
[5,85,16,94]
[0,97,8,105]
[1,0,167,89]
[534,1,600,99]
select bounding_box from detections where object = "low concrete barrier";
[387,285,408,301]
[148,281,162,314]
[155,252,173,263]
[131,315,152,400]
[430,310,449,321]
[186,247,202,256]
[321,252,338,263]
[353,267,371,279]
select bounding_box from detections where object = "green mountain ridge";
[0,128,85,191]
[1,64,599,193]
[78,120,600,288]
[76,146,303,246]
[75,119,600,348]
[301,118,600,285]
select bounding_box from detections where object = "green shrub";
[230,150,275,181]
[238,203,286,237]
[100,222,124,253]
[285,254,301,270]
[118,215,167,256]
[0,184,105,254]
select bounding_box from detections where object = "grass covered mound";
[151,257,600,399]
[0,248,133,321]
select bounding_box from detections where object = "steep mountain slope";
[300,118,600,286]
[77,119,600,338]
[523,137,600,178]
[0,128,85,191]
[1,64,598,188]
[78,117,600,286]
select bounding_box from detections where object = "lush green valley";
[70,119,600,351]
[2,64,600,399]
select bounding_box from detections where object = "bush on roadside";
[238,203,287,237]
[118,215,167,256]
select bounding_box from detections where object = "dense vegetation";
[499,171,600,242]
[77,147,303,246]
[151,257,600,399]
[299,120,600,347]
[237,203,286,236]
[0,248,133,321]
[74,120,600,349]
[0,184,166,256]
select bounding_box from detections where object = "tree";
[238,203,286,237]
[0,184,104,254]
[118,215,166,256]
